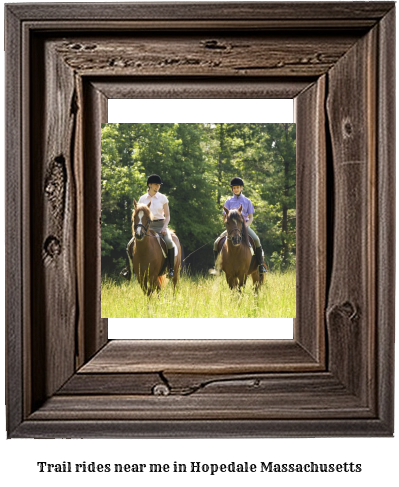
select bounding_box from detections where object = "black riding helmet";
[230,177,244,187]
[147,174,163,185]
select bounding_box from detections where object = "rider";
[213,177,267,274]
[137,174,175,277]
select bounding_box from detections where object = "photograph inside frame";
[101,118,296,323]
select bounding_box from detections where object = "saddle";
[121,233,170,280]
[217,235,255,255]
[127,230,178,277]
[153,232,169,276]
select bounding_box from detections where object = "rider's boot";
[167,248,175,277]
[255,247,267,274]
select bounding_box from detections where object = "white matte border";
[108,99,294,123]
[108,318,294,339]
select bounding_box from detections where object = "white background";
[1,1,398,486]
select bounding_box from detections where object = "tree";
[101,122,296,274]
[101,124,146,272]
[260,123,296,270]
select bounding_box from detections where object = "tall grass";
[101,271,296,319]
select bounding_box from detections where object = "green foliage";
[101,123,296,274]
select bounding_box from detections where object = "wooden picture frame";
[5,2,395,438]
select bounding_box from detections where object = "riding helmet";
[230,177,244,187]
[147,174,163,185]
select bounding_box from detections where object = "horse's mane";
[132,203,153,236]
[133,203,154,221]
[225,209,250,246]
[132,203,176,236]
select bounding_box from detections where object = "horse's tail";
[158,275,168,288]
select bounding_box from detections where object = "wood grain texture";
[5,2,395,438]
[14,418,391,439]
[326,26,377,405]
[79,340,321,374]
[29,392,371,421]
[60,371,356,397]
[295,76,326,363]
[92,79,311,100]
[53,34,360,78]
[81,81,108,361]
[59,372,163,396]
[7,2,394,22]
[30,37,78,408]
[5,5,24,436]
[376,7,395,432]
[34,371,374,422]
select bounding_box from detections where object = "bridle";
[227,226,242,239]
[225,218,243,245]
[133,215,151,240]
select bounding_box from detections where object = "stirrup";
[258,264,267,274]
[168,268,174,277]
[120,267,131,280]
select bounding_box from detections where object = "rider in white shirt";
[138,174,175,277]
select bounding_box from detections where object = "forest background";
[101,123,296,276]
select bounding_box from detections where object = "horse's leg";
[226,274,238,290]
[238,274,248,293]
[171,238,181,291]
[172,271,179,291]
[139,266,156,297]
[172,254,180,291]
[143,276,153,297]
[251,271,261,293]
[146,271,160,297]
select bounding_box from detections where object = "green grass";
[101,270,296,319]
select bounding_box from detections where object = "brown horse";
[219,204,264,291]
[131,199,181,295]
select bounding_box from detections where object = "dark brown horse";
[219,204,264,291]
[131,199,181,295]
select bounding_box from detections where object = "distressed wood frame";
[5,2,395,438]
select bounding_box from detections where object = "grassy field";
[101,270,296,319]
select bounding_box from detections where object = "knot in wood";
[152,383,170,396]
[45,181,56,197]
[327,301,358,323]
[83,44,97,51]
[343,119,353,137]
[201,40,227,50]
[339,301,358,321]
[44,235,61,258]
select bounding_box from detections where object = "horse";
[130,199,181,295]
[218,204,265,291]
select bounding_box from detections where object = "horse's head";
[132,199,153,241]
[224,204,245,247]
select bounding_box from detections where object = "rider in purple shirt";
[223,192,255,221]
[214,177,267,274]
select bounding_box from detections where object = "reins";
[133,211,246,265]
[134,227,214,264]
[181,240,215,263]
[226,227,242,241]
